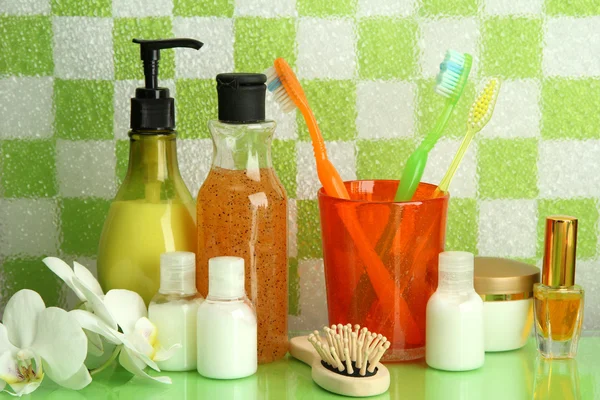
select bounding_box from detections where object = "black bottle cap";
[131,38,203,131]
[216,73,266,123]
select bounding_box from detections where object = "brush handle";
[290,336,320,366]
[438,127,475,193]
[394,100,456,202]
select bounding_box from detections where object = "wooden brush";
[290,324,390,397]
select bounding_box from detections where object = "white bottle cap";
[438,251,475,293]
[439,251,474,272]
[208,256,246,300]
[159,251,197,295]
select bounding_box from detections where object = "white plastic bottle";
[148,252,203,371]
[197,256,257,379]
[426,251,484,371]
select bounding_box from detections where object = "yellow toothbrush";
[435,78,501,196]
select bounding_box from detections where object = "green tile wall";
[1,0,600,330]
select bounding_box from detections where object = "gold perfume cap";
[542,216,578,287]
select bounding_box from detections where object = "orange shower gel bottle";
[197,74,288,364]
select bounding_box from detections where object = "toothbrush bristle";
[307,324,388,377]
[468,78,500,132]
[264,65,297,113]
[435,50,472,100]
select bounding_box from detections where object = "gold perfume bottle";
[533,216,584,359]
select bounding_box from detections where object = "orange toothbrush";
[265,59,420,342]
[266,59,349,199]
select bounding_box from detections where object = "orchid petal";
[69,310,122,345]
[104,290,147,334]
[42,258,84,300]
[119,334,159,371]
[7,381,41,397]
[3,290,45,348]
[51,364,91,390]
[85,331,104,357]
[73,262,104,297]
[134,318,158,348]
[153,344,180,362]
[31,308,87,383]
[119,349,171,384]
[0,325,18,356]
[72,279,116,330]
[0,351,20,385]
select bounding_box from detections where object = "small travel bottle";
[426,251,484,371]
[534,216,584,359]
[149,252,203,371]
[197,256,257,379]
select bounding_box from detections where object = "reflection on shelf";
[533,357,581,400]
[424,345,536,400]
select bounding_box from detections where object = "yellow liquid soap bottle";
[97,38,203,304]
[533,216,584,359]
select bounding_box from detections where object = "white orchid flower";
[42,257,117,358]
[71,290,177,384]
[0,290,90,396]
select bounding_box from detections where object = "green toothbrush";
[394,50,472,201]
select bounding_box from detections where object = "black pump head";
[131,38,203,131]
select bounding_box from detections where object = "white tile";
[544,17,600,77]
[177,139,213,197]
[235,0,296,16]
[114,79,176,139]
[478,200,537,258]
[422,139,477,198]
[538,140,600,198]
[483,0,543,16]
[0,199,59,257]
[577,260,600,330]
[0,77,53,139]
[53,17,113,80]
[358,0,415,17]
[484,80,540,138]
[356,81,415,139]
[288,259,328,332]
[56,140,116,198]
[419,18,479,78]
[297,141,356,200]
[113,0,173,17]
[266,95,297,140]
[0,0,50,14]
[173,17,234,79]
[288,199,298,258]
[297,18,356,80]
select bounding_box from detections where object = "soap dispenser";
[97,38,202,304]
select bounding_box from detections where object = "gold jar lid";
[474,257,540,298]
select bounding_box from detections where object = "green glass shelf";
[6,336,599,399]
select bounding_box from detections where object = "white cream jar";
[474,257,540,352]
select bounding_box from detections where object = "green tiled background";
[1,0,600,330]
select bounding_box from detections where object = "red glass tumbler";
[318,180,449,361]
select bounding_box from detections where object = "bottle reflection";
[533,357,581,400]
[425,347,534,400]
[198,373,258,400]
